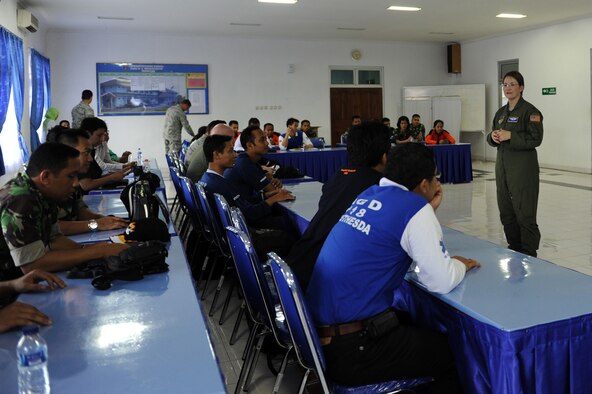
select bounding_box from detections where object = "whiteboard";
[432,96,461,141]
[402,84,485,132]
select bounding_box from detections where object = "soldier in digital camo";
[0,143,128,280]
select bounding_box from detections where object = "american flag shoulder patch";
[530,114,541,123]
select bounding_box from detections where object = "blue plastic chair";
[268,253,433,394]
[225,227,291,394]
[194,183,233,317]
[310,137,326,149]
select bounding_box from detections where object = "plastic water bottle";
[136,148,143,164]
[142,159,150,173]
[17,325,50,394]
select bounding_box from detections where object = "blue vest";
[282,131,304,149]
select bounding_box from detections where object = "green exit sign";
[542,87,557,95]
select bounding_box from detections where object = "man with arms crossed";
[306,143,480,393]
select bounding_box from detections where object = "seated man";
[279,118,313,150]
[185,120,229,183]
[79,117,132,192]
[0,270,66,332]
[263,123,280,146]
[306,143,480,393]
[286,121,390,291]
[225,126,284,209]
[0,143,128,279]
[341,115,362,144]
[104,130,132,164]
[55,129,128,235]
[199,133,295,256]
[409,113,426,142]
[200,131,294,228]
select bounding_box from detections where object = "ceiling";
[23,0,592,43]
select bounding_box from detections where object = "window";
[330,67,383,87]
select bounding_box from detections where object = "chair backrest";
[268,253,331,393]
[213,193,232,229]
[226,227,289,346]
[179,176,211,240]
[230,206,250,235]
[195,183,229,254]
[310,137,325,149]
[169,166,184,203]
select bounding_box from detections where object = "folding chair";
[225,227,292,394]
[268,253,433,394]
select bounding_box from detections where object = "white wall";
[45,30,448,163]
[455,18,592,173]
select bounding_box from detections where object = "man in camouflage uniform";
[0,143,127,280]
[409,114,426,142]
[71,89,95,129]
[163,99,195,154]
[54,129,128,235]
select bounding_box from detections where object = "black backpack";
[120,172,169,223]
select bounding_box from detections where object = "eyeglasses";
[501,83,519,88]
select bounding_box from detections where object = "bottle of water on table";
[136,148,143,164]
[17,325,50,394]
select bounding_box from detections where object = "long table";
[265,144,472,184]
[0,236,225,393]
[264,147,347,183]
[278,180,592,394]
[427,143,473,184]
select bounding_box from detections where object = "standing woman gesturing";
[487,71,543,257]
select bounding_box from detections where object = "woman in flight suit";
[487,71,543,257]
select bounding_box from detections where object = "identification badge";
[508,116,519,123]
[497,116,505,125]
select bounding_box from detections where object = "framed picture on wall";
[96,63,209,116]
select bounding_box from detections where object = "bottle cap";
[22,325,39,335]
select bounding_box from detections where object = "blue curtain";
[30,49,51,151]
[0,26,29,174]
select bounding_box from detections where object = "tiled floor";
[165,160,592,393]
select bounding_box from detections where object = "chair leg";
[234,324,263,394]
[200,252,217,300]
[219,278,235,325]
[209,258,231,317]
[272,348,291,394]
[243,331,266,392]
[229,301,245,345]
[297,369,311,394]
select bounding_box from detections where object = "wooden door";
[330,88,383,145]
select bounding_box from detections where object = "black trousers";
[322,319,462,393]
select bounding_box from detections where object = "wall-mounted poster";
[96,63,209,116]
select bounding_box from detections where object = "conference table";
[264,147,347,183]
[0,195,226,393]
[265,144,472,184]
[427,143,473,184]
[279,181,592,394]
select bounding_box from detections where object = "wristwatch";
[88,219,99,232]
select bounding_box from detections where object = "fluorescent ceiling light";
[388,6,421,12]
[97,16,134,21]
[258,0,298,4]
[496,13,527,19]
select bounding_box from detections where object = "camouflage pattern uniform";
[57,187,88,221]
[71,100,95,129]
[163,104,194,154]
[0,172,59,279]
[409,123,426,141]
[487,97,543,257]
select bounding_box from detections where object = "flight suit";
[487,97,543,256]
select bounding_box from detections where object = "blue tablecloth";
[278,181,592,394]
[265,145,471,184]
[427,143,473,183]
[264,148,347,183]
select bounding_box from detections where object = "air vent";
[17,9,39,33]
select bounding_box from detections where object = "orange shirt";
[425,129,456,145]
